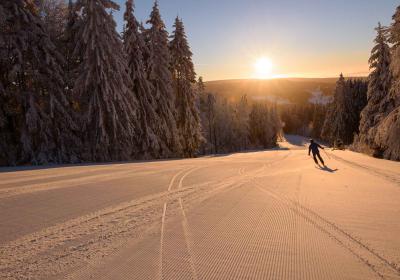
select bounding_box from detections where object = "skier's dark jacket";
[308,142,323,155]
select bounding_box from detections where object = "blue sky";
[112,0,399,81]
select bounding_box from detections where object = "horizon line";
[204,75,369,83]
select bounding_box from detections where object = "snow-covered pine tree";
[357,23,392,153]
[371,8,400,160]
[197,76,205,93]
[73,0,139,161]
[146,1,181,157]
[169,17,202,157]
[0,0,80,165]
[197,77,206,154]
[123,0,160,158]
[321,74,346,144]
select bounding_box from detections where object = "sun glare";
[254,57,273,79]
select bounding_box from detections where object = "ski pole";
[323,148,331,160]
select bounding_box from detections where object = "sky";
[113,0,399,81]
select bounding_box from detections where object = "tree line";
[321,76,368,145]
[0,0,282,166]
[321,7,400,161]
[198,79,281,154]
[278,76,367,144]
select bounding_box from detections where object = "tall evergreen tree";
[358,23,392,152]
[123,0,160,158]
[371,8,400,160]
[73,0,139,161]
[169,17,202,157]
[321,74,346,144]
[0,0,80,165]
[197,76,205,93]
[146,1,181,157]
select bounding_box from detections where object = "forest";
[0,0,282,166]
[0,0,399,165]
[278,15,400,161]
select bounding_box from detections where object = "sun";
[254,57,273,79]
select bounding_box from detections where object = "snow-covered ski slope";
[1,137,399,280]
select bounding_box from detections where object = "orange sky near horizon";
[196,49,370,81]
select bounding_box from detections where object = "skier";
[308,139,325,166]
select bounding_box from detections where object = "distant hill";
[204,78,346,105]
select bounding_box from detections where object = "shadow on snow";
[0,146,289,173]
[315,165,339,173]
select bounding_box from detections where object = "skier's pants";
[313,152,324,165]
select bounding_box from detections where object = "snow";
[0,136,399,279]
[308,87,333,105]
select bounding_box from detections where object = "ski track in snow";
[0,148,399,280]
[254,181,400,279]
[328,152,400,186]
